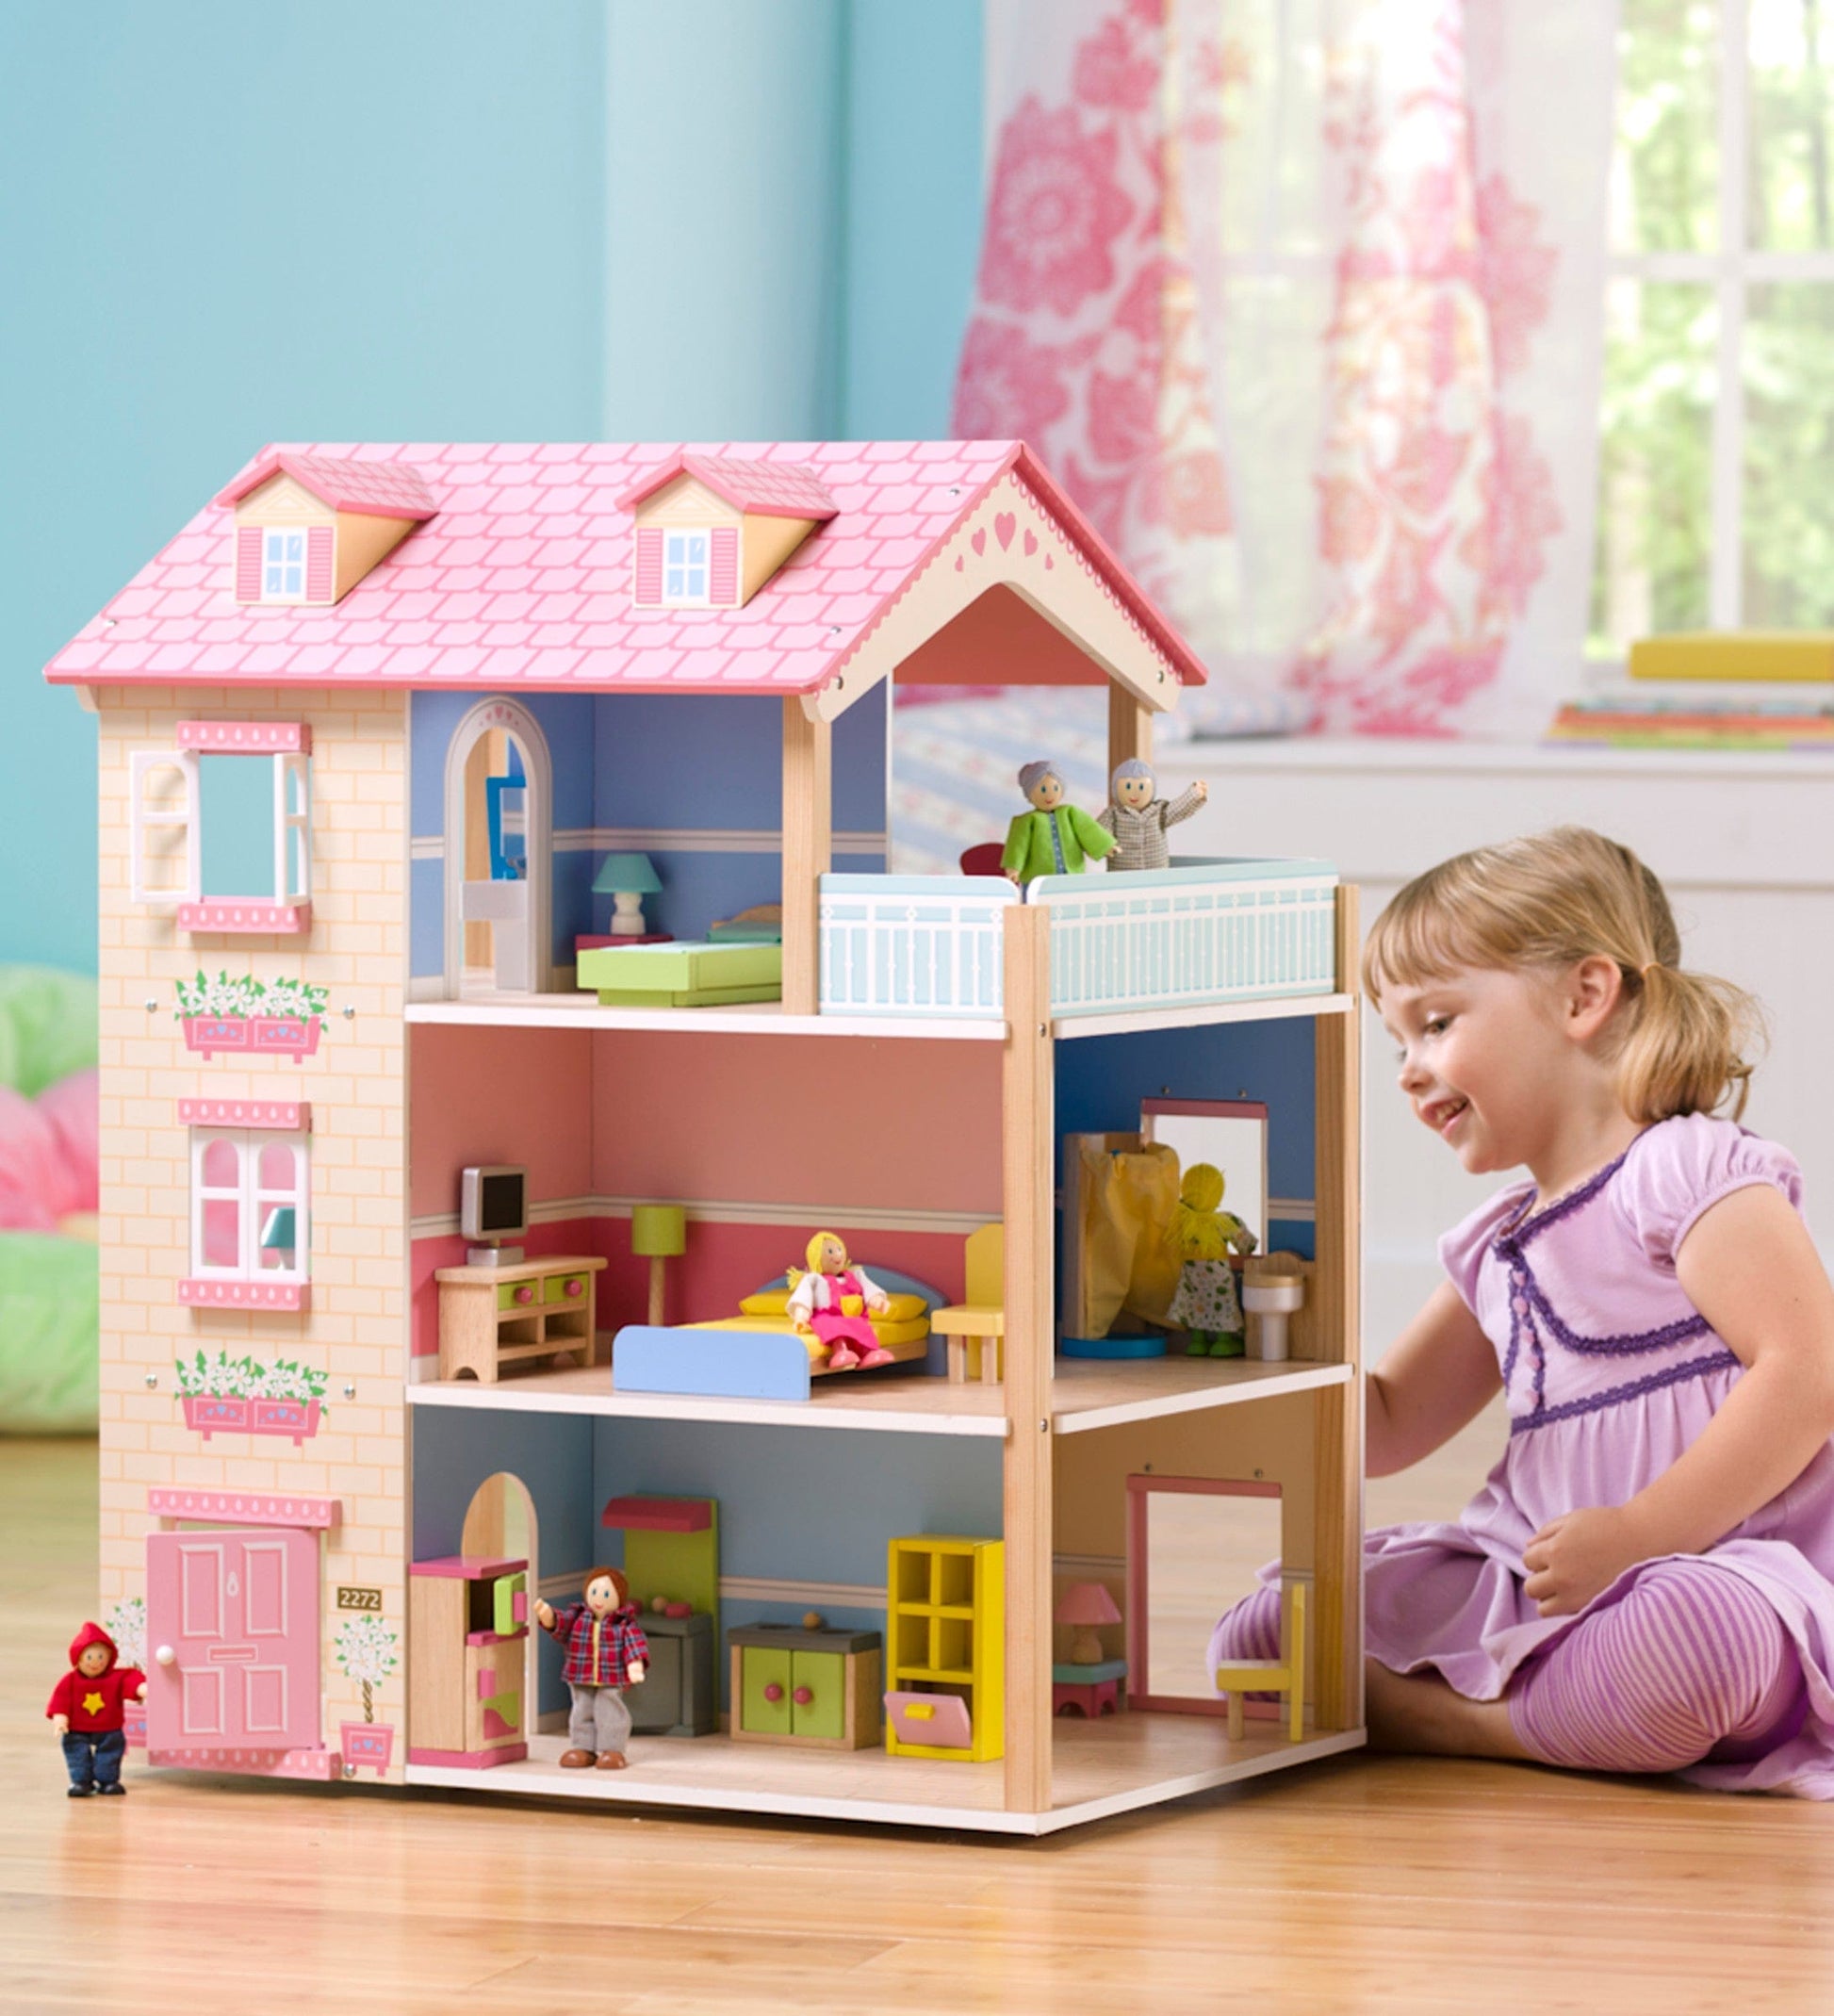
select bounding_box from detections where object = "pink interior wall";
[409,1025,594,1218]
[588,1030,1003,1214]
[412,1218,969,1359]
[408,1026,999,1358]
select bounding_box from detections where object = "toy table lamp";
[258,1205,298,1271]
[1056,1582,1122,1664]
[630,1205,686,1324]
[594,851,663,937]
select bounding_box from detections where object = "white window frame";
[189,1128,311,1286]
[1604,0,1834,635]
[129,748,312,911]
[662,529,711,605]
[261,527,309,603]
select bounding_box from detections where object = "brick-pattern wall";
[96,686,411,1778]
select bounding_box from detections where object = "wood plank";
[1001,901,1053,1812]
[1312,883,1364,1729]
[1106,682,1153,784]
[779,698,831,1017]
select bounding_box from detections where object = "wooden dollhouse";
[46,439,1364,1834]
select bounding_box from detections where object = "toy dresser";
[406,1556,530,1767]
[728,1623,881,1749]
[434,1254,605,1383]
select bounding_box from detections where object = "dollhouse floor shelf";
[406,1354,1352,1437]
[402,991,1355,1042]
[403,1717,1364,1836]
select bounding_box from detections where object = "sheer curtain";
[954,0,1620,737]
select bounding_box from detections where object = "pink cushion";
[0,1068,98,1230]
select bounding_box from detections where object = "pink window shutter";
[305,526,334,600]
[711,527,739,603]
[237,526,263,600]
[634,528,663,603]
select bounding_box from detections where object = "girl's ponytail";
[1615,960,1761,1124]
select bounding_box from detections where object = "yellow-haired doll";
[785,1231,894,1371]
[1165,1164,1257,1356]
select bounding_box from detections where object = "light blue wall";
[4,2,985,974]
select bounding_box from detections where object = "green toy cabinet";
[728,1623,881,1750]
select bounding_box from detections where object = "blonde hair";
[1363,827,1762,1123]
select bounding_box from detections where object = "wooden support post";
[780,699,831,1017]
[1312,884,1363,1729]
[1106,684,1153,789]
[1001,901,1054,1814]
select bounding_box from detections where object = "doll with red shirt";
[47,1621,145,1797]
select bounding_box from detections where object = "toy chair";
[958,842,1006,877]
[931,1222,1005,1385]
[1212,1571,1308,1743]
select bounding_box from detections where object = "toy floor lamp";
[631,1205,686,1323]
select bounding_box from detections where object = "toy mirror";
[1126,1474,1283,1714]
[1140,1097,1269,1250]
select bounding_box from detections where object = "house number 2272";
[336,1586,383,1612]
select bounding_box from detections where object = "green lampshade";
[630,1204,687,1258]
[259,1206,298,1251]
[594,851,663,896]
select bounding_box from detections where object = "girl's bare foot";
[1364,1658,1533,1762]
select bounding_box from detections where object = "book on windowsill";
[1628,632,1834,683]
[1547,689,1834,749]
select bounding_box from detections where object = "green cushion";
[0,967,98,1097]
[0,1232,98,1433]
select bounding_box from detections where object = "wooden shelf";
[402,1718,1366,1837]
[406,1353,1351,1437]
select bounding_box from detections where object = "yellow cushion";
[739,1289,792,1317]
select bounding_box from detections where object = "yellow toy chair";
[930,1222,1005,1385]
[1212,1570,1309,1743]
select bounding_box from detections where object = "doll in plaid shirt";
[534,1565,648,1770]
[1096,759,1208,872]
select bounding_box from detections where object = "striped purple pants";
[1211,1559,1806,1773]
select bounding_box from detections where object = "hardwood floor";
[8,1423,1834,2014]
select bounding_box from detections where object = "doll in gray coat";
[1095,760,1208,872]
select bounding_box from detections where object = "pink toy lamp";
[1057,1582,1122,1665]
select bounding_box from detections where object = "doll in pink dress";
[1211,827,1834,1795]
[786,1231,895,1371]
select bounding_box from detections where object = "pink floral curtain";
[955,0,1619,736]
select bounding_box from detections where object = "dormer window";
[218,451,436,606]
[663,530,711,604]
[621,452,838,611]
[262,529,311,602]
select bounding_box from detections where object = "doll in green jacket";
[1001,760,1117,884]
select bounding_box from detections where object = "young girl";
[1209,828,1834,1795]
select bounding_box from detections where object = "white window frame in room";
[188,1127,311,1286]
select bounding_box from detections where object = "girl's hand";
[1521,1505,1653,1616]
[533,1597,554,1631]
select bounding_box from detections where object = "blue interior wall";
[410,683,889,971]
[1056,1018,1320,1260]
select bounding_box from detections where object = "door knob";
[154,1645,176,1667]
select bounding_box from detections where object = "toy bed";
[613,1269,942,1403]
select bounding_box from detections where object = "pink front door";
[147,1527,319,1753]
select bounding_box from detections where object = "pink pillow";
[0,1068,98,1230]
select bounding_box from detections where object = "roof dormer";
[216,451,437,607]
[617,453,838,611]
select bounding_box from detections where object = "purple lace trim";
[1489,1134,1724,1428]
[1509,1348,1740,1435]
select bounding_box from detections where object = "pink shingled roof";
[214,451,438,520]
[45,441,1208,697]
[616,452,839,520]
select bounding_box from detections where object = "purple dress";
[1365,1111,1834,1795]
